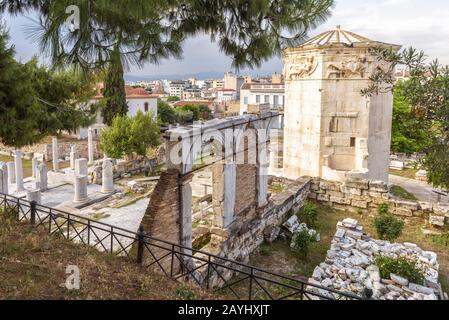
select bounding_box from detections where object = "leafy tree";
[157,100,177,125]
[363,47,449,190]
[391,81,433,154]
[100,111,160,159]
[167,96,181,103]
[101,47,128,126]
[26,57,97,135]
[0,27,41,147]
[175,109,194,124]
[1,0,335,71]
[0,27,96,148]
[181,104,201,121]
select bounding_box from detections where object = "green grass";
[268,184,285,194]
[0,155,69,178]
[390,185,418,201]
[389,168,419,180]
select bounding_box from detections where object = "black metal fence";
[0,192,362,300]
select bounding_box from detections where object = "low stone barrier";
[309,178,449,227]
[91,157,158,184]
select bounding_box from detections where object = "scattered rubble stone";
[307,219,446,300]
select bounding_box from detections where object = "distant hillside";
[125,69,281,82]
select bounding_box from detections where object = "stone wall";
[199,177,311,286]
[0,140,101,161]
[310,178,449,227]
[140,169,181,272]
[235,164,257,219]
[91,157,158,184]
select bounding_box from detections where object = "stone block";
[330,196,351,205]
[317,194,330,202]
[418,201,433,213]
[395,200,419,211]
[340,186,362,196]
[320,181,341,192]
[393,207,413,217]
[344,179,369,190]
[308,192,318,200]
[369,181,389,193]
[351,200,368,209]
[429,215,445,227]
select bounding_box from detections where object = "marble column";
[101,158,114,193]
[257,144,269,208]
[75,158,88,176]
[74,175,89,203]
[6,162,15,184]
[14,150,25,192]
[36,163,48,192]
[26,189,42,205]
[88,128,94,165]
[70,146,77,170]
[212,162,236,229]
[52,136,59,172]
[0,162,8,194]
[32,157,39,178]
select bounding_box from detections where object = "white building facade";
[240,82,285,114]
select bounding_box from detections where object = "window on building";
[144,102,149,112]
[264,95,269,103]
[256,95,260,103]
[244,97,249,105]
[273,95,279,106]
[350,137,356,147]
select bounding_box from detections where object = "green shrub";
[377,203,390,215]
[291,229,316,258]
[258,244,273,256]
[374,213,405,242]
[431,233,449,247]
[297,201,318,228]
[175,287,198,300]
[375,256,425,285]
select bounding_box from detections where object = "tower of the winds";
[282,26,401,183]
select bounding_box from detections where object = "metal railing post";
[248,267,254,300]
[136,225,146,265]
[206,255,212,290]
[30,201,37,225]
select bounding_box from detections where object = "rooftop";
[296,26,400,49]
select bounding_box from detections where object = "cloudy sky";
[4,0,449,77]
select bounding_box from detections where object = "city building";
[216,89,238,104]
[169,80,186,98]
[74,85,158,139]
[240,74,285,114]
[224,72,245,99]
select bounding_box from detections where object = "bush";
[373,213,405,242]
[291,229,317,258]
[297,201,318,228]
[377,203,390,215]
[375,256,425,285]
[100,111,160,159]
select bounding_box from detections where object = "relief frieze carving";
[284,56,319,80]
[326,56,369,79]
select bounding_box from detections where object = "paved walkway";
[389,175,449,204]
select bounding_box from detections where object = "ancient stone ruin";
[308,218,447,300]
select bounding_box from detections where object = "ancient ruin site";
[0,0,448,309]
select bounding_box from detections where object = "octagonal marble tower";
[282,26,401,183]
